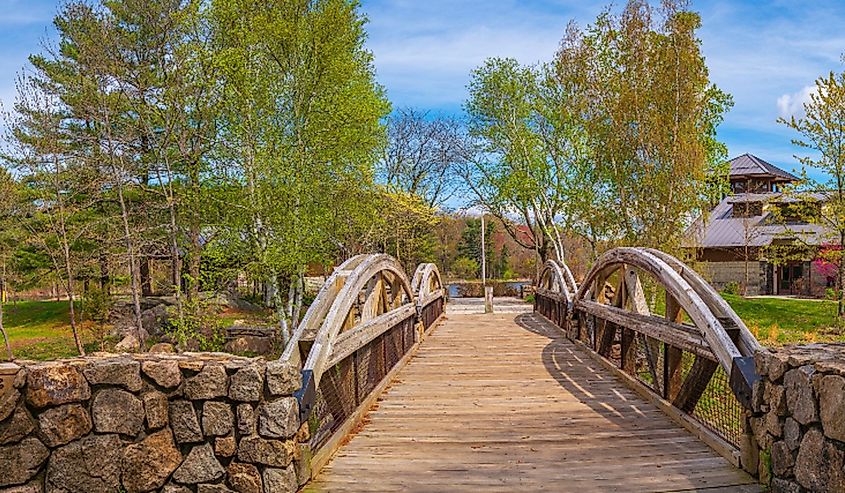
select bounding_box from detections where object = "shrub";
[825,287,839,301]
[164,297,227,352]
[721,282,740,295]
[82,288,114,351]
[82,287,113,324]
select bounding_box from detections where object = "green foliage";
[721,282,740,296]
[164,298,227,352]
[826,288,839,301]
[451,257,480,280]
[456,218,495,278]
[81,288,112,325]
[780,66,845,318]
[464,0,732,257]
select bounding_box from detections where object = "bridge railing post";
[484,286,493,313]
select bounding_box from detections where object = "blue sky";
[1,0,844,181]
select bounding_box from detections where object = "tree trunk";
[168,205,183,319]
[0,264,12,361]
[292,272,304,329]
[744,244,749,297]
[99,253,111,294]
[115,179,146,345]
[140,255,153,297]
[188,222,201,301]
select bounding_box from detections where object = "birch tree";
[213,0,389,342]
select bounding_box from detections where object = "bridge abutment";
[0,354,311,492]
[748,344,845,492]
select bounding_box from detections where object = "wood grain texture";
[307,312,760,492]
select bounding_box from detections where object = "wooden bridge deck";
[307,312,760,492]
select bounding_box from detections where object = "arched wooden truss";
[534,259,578,328]
[283,254,442,472]
[563,247,762,448]
[411,263,446,330]
[284,254,417,422]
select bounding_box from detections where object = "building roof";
[685,192,831,249]
[728,153,799,182]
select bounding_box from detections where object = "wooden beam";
[664,293,684,401]
[673,356,719,413]
[575,300,716,361]
[326,305,416,369]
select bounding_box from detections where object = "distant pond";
[446,280,530,298]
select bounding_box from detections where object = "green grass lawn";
[2,292,842,361]
[722,294,842,345]
[1,300,93,360]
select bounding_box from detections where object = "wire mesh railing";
[545,298,746,449]
[309,315,416,452]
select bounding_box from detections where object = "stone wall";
[698,260,766,296]
[748,344,845,492]
[0,352,310,493]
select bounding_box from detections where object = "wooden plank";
[575,338,744,470]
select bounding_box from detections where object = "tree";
[4,74,97,356]
[463,0,732,269]
[213,0,390,342]
[463,58,586,268]
[780,66,845,318]
[380,108,465,209]
[558,1,732,250]
[0,169,18,360]
[456,217,495,279]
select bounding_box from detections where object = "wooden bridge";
[284,249,765,492]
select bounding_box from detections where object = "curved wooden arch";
[412,263,444,307]
[304,254,413,386]
[281,254,369,366]
[575,248,746,369]
[573,247,760,409]
[642,248,762,357]
[537,259,574,302]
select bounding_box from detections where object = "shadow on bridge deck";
[306,312,760,492]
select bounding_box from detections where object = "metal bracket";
[730,356,761,410]
[294,369,317,424]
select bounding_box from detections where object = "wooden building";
[686,154,833,297]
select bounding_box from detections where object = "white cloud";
[777,85,817,119]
